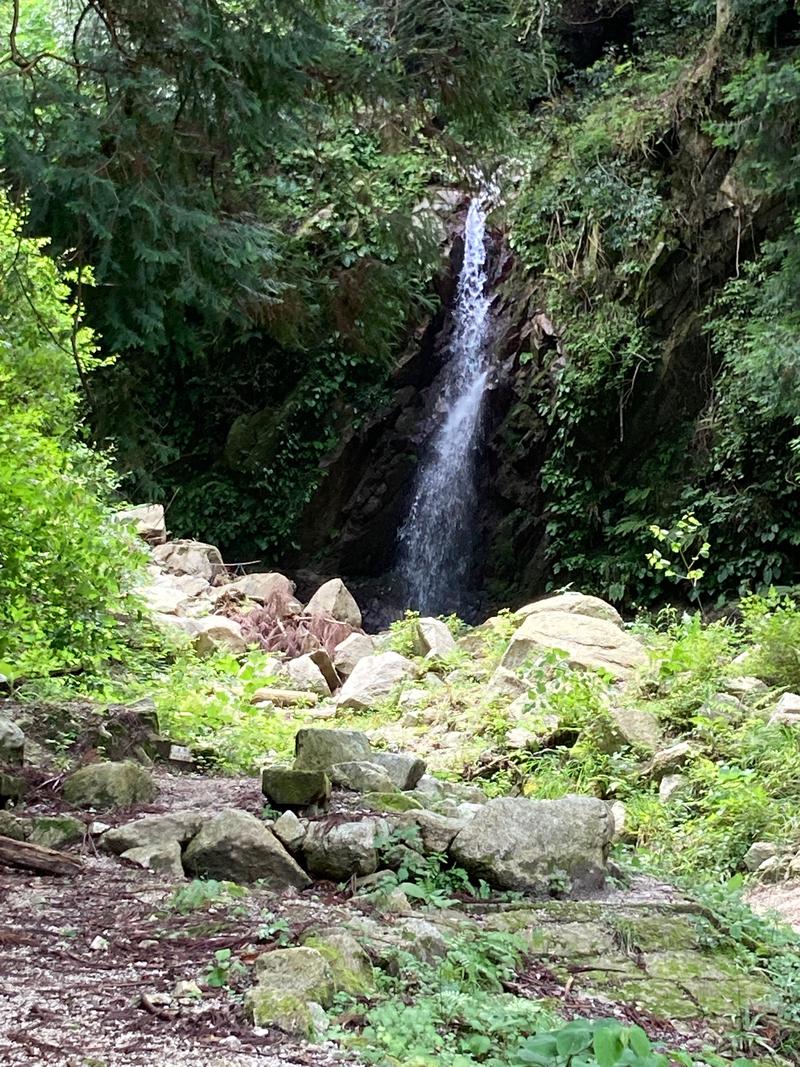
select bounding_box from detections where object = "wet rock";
[450,795,614,893]
[302,818,387,880]
[0,717,24,766]
[103,811,205,854]
[413,617,456,657]
[192,615,246,655]
[262,767,330,810]
[294,727,372,770]
[152,539,225,580]
[515,592,624,627]
[250,687,319,708]
[336,651,416,711]
[332,633,375,679]
[63,761,156,810]
[183,809,311,888]
[285,654,332,697]
[29,816,84,849]
[501,611,646,680]
[306,578,362,628]
[368,751,426,790]
[115,503,167,544]
[121,840,185,878]
[330,761,398,794]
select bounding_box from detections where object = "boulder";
[659,774,688,802]
[515,592,623,627]
[251,687,319,708]
[301,929,374,996]
[597,707,662,754]
[262,767,331,810]
[647,740,695,780]
[363,792,423,813]
[723,676,768,700]
[103,811,205,854]
[485,667,529,702]
[115,503,167,545]
[121,840,185,878]
[368,751,426,791]
[449,795,614,893]
[306,578,362,628]
[337,652,416,711]
[501,611,646,680]
[140,576,193,616]
[29,816,84,849]
[192,615,246,655]
[0,810,29,840]
[333,633,375,679]
[183,809,310,888]
[769,692,800,727]
[228,571,295,604]
[302,818,387,880]
[272,810,306,851]
[743,841,778,872]
[414,617,456,658]
[0,717,24,765]
[294,727,372,770]
[286,654,332,697]
[330,761,398,794]
[0,772,26,807]
[63,761,156,810]
[246,947,334,1036]
[392,810,468,854]
[152,539,225,580]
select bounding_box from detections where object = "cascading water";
[397,196,492,614]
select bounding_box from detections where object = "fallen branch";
[0,834,82,876]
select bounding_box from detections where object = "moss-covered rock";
[29,815,84,849]
[244,987,317,1037]
[63,760,156,809]
[0,810,29,840]
[261,766,330,809]
[302,930,374,996]
[363,791,423,813]
[247,946,335,1035]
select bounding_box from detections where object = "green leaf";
[593,1025,625,1067]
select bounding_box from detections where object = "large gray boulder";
[449,795,614,893]
[63,761,156,810]
[0,718,24,766]
[294,728,372,770]
[333,633,375,679]
[501,611,646,680]
[121,840,185,879]
[227,571,296,604]
[286,654,332,697]
[306,578,362,627]
[336,651,416,711]
[245,947,334,1036]
[103,811,205,854]
[330,761,399,794]
[515,592,624,627]
[302,818,387,880]
[152,539,225,580]
[183,809,311,887]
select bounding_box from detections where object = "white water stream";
[397,197,492,613]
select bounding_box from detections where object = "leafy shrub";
[0,196,143,679]
[741,591,800,689]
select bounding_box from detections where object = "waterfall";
[397,197,492,614]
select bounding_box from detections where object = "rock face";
[336,651,416,710]
[152,539,225,580]
[501,611,646,679]
[306,578,362,627]
[302,818,386,880]
[63,761,156,809]
[516,592,623,626]
[192,615,246,655]
[183,809,311,888]
[0,717,24,765]
[262,767,331,810]
[450,795,614,893]
[333,633,375,678]
[294,727,372,770]
[414,617,456,657]
[115,503,167,544]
